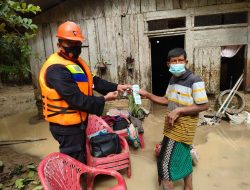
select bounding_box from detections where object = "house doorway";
[150,35,185,96]
[220,45,245,91]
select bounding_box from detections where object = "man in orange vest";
[39,21,131,163]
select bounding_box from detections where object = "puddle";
[0,109,57,158]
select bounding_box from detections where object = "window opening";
[148,17,186,31]
[194,12,248,27]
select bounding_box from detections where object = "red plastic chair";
[86,115,131,184]
[101,116,145,148]
[38,152,127,190]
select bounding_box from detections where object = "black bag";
[90,133,122,158]
[113,118,129,131]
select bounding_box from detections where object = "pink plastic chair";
[86,115,131,185]
[38,152,127,190]
[101,115,145,149]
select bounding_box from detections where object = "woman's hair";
[167,48,187,61]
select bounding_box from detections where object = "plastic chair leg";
[86,173,95,190]
[127,162,131,178]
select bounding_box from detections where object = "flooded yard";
[0,104,250,189]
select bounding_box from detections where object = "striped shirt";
[163,70,208,144]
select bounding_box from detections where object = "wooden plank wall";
[193,47,221,94]
[33,0,246,23]
[30,0,250,92]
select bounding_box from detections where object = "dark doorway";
[150,35,185,96]
[220,45,245,91]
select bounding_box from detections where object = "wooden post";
[246,8,250,92]
[246,44,250,92]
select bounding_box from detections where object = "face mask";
[169,64,186,77]
[62,45,82,59]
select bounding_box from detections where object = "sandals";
[127,123,140,148]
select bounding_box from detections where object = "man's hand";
[166,108,181,127]
[117,84,132,93]
[104,91,119,101]
[138,89,149,98]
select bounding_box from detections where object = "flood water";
[1,104,250,190]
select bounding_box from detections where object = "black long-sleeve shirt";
[45,63,117,129]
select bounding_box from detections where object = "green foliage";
[15,178,36,189]
[15,178,25,189]
[13,164,41,189]
[0,0,41,85]
[10,165,24,177]
[1,164,42,190]
[32,185,43,190]
[27,164,36,180]
[128,94,146,120]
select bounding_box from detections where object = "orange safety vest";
[39,53,93,125]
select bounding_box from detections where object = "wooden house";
[29,0,250,98]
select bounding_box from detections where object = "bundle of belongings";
[88,129,122,158]
[101,108,146,148]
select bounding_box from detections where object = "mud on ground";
[0,85,36,119]
[1,85,250,190]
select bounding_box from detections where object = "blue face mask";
[169,64,186,77]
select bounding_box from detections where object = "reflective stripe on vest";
[39,53,93,126]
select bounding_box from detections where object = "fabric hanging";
[221,45,243,58]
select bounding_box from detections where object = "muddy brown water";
[0,104,250,190]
